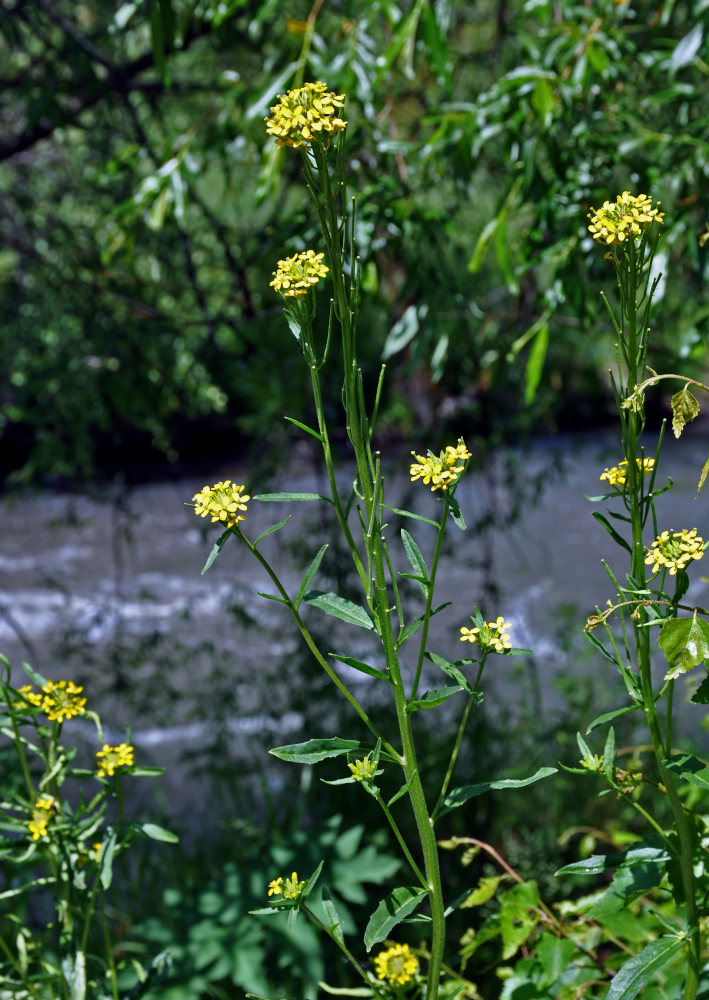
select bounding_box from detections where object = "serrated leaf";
[329,653,389,682]
[671,386,700,438]
[606,937,684,1000]
[406,685,463,712]
[269,738,366,765]
[438,767,557,817]
[691,674,709,704]
[363,886,429,951]
[658,615,709,679]
[303,591,375,630]
[295,545,328,610]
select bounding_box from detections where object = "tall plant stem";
[411,503,450,702]
[621,249,700,996]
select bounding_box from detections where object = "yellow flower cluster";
[460,616,512,652]
[270,250,329,298]
[347,757,378,782]
[374,943,419,986]
[18,679,87,722]
[96,742,135,778]
[265,81,347,149]
[409,439,471,493]
[600,457,655,487]
[267,871,305,900]
[645,528,704,576]
[28,795,56,841]
[192,480,250,529]
[588,191,664,246]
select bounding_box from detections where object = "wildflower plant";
[565,192,709,998]
[0,656,175,998]
[191,79,541,999]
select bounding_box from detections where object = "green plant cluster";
[1,0,708,484]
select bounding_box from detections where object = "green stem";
[301,902,389,1000]
[432,659,486,823]
[374,791,429,891]
[411,502,449,702]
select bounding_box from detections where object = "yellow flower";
[600,457,655,487]
[410,438,471,493]
[96,742,135,777]
[645,528,704,576]
[192,480,250,529]
[374,943,419,986]
[265,81,347,149]
[588,191,664,246]
[460,616,512,652]
[37,679,87,722]
[14,684,43,712]
[348,757,379,782]
[28,795,56,841]
[270,250,329,298]
[267,877,283,896]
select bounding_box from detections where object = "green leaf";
[284,416,323,442]
[406,685,463,713]
[555,844,672,876]
[586,704,640,733]
[668,23,703,73]
[400,529,430,597]
[671,385,700,437]
[201,529,231,574]
[269,738,366,765]
[321,888,345,947]
[364,886,429,952]
[697,457,709,497]
[467,216,499,273]
[524,319,549,405]
[664,753,709,789]
[499,880,540,958]
[461,875,501,908]
[382,503,440,528]
[606,937,684,1000]
[602,726,616,781]
[295,545,328,610]
[448,495,466,531]
[329,653,389,683]
[536,934,577,989]
[21,661,50,689]
[387,772,416,808]
[303,591,375,630]
[139,823,179,843]
[691,674,709,704]
[253,517,292,546]
[425,651,476,695]
[591,511,631,553]
[398,603,451,645]
[438,767,557,817]
[254,492,331,503]
[658,615,709,678]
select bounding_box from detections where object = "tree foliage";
[1,0,708,484]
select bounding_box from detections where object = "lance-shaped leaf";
[555,843,672,877]
[330,653,389,683]
[295,545,328,610]
[303,591,375,630]
[400,529,430,597]
[438,767,557,817]
[606,937,684,1000]
[697,457,709,497]
[201,528,231,574]
[658,615,709,679]
[406,685,463,713]
[321,887,345,947]
[425,651,476,694]
[364,886,429,951]
[254,492,332,503]
[270,738,366,765]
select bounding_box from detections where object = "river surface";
[3,424,709,825]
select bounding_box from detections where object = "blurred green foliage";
[1,0,708,485]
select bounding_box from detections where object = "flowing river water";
[3,424,709,827]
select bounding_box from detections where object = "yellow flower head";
[348,757,379,782]
[270,250,329,298]
[268,872,304,900]
[410,438,471,493]
[96,742,135,778]
[265,81,347,149]
[460,616,512,653]
[374,943,419,987]
[645,528,704,576]
[28,794,56,841]
[588,191,664,246]
[192,480,250,529]
[14,684,43,712]
[600,457,655,487]
[37,679,87,722]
